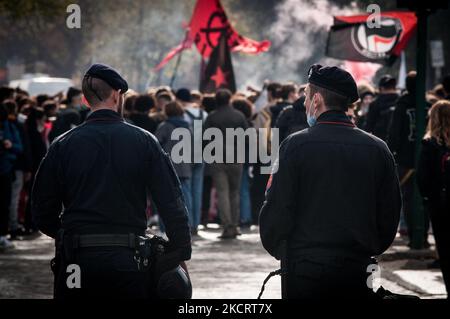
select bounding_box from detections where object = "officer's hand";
[154,251,182,278]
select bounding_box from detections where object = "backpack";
[375,105,396,141]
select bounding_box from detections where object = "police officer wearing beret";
[260,65,401,299]
[31,64,191,299]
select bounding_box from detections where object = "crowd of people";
[1,71,450,294]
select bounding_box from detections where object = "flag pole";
[410,7,429,250]
[169,30,189,89]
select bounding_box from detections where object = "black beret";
[84,63,128,93]
[307,64,359,103]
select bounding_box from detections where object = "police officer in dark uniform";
[31,64,191,299]
[259,65,401,299]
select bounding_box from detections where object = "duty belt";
[73,233,138,249]
[64,233,155,271]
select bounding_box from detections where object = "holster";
[52,231,174,298]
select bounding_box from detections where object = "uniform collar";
[316,110,355,127]
[86,109,123,122]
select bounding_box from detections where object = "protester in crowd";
[428,84,446,103]
[365,75,399,141]
[270,83,298,128]
[200,94,216,113]
[176,88,207,236]
[0,103,23,250]
[276,95,308,142]
[69,87,90,122]
[154,86,172,97]
[23,107,48,234]
[388,71,430,244]
[200,94,216,227]
[204,89,248,239]
[191,90,203,106]
[129,94,158,134]
[155,101,193,223]
[250,82,297,221]
[346,103,358,124]
[232,97,254,227]
[48,87,83,142]
[16,96,34,122]
[35,94,50,107]
[0,86,15,104]
[155,92,172,111]
[42,100,58,119]
[355,84,375,128]
[3,100,32,239]
[42,100,58,148]
[252,82,281,130]
[246,86,260,104]
[123,90,138,124]
[442,74,450,100]
[123,90,138,120]
[250,82,281,224]
[151,91,171,126]
[417,100,450,297]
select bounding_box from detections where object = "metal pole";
[169,49,183,89]
[169,30,190,89]
[411,8,428,250]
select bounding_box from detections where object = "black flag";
[326,12,417,65]
[200,33,236,93]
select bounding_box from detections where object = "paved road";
[0,226,446,299]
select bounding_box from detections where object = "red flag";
[326,11,417,64]
[154,0,270,70]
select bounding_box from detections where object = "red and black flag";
[326,12,417,65]
[154,0,270,71]
[200,32,236,93]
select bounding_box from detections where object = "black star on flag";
[200,32,236,93]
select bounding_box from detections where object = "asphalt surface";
[0,226,446,299]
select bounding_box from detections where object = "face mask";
[37,121,45,133]
[307,95,317,127]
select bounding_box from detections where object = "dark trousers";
[287,255,373,300]
[399,166,429,243]
[428,202,450,296]
[201,175,213,225]
[0,172,12,236]
[211,163,243,229]
[55,247,149,299]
